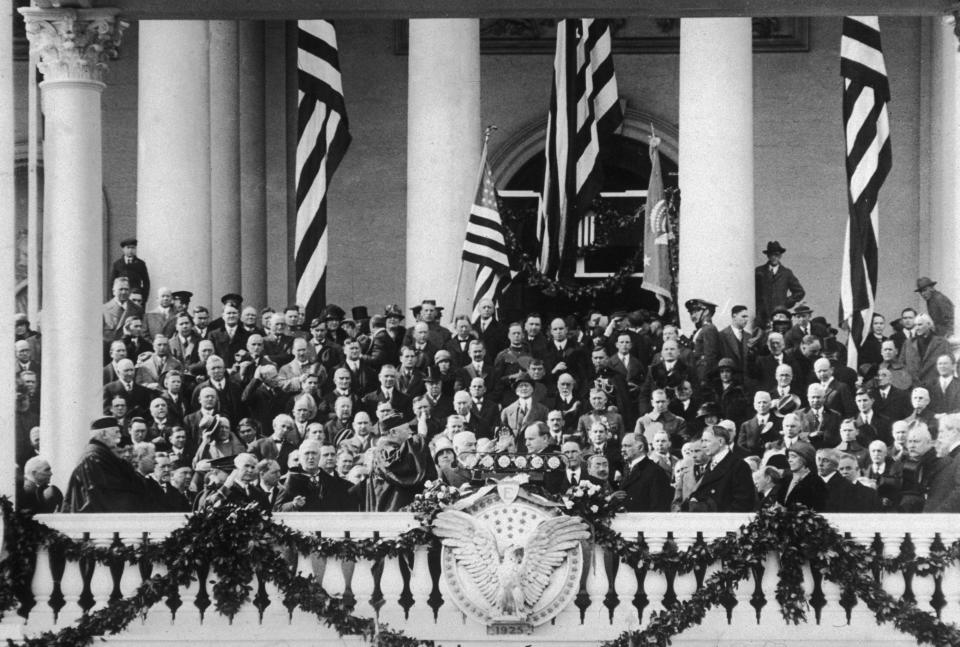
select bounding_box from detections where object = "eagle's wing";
[432,509,501,607]
[519,515,590,606]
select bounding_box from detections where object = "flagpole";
[450,125,496,325]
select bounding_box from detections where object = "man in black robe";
[64,417,147,512]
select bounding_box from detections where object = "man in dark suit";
[870,366,912,421]
[248,416,297,473]
[396,346,427,398]
[17,457,63,514]
[813,357,856,419]
[719,305,753,377]
[364,314,399,369]
[453,390,493,439]
[923,414,960,512]
[798,383,842,449]
[737,391,781,457]
[816,448,861,512]
[926,354,960,414]
[191,355,245,425]
[168,313,201,366]
[208,299,249,369]
[103,358,154,417]
[214,453,271,512]
[686,299,721,385]
[456,340,496,395]
[783,303,829,350]
[241,364,288,434]
[754,240,805,326]
[542,317,588,387]
[836,453,881,512]
[64,417,148,512]
[852,388,892,446]
[901,314,952,386]
[110,237,150,300]
[360,364,413,418]
[338,339,378,396]
[683,425,755,512]
[472,297,507,358]
[615,433,671,512]
[499,373,548,435]
[277,439,358,511]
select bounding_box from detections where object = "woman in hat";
[776,440,826,511]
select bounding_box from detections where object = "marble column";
[677,18,754,329]
[238,21,267,309]
[929,15,960,304]
[209,20,242,301]
[137,22,213,309]
[0,2,15,497]
[20,6,126,491]
[406,19,481,319]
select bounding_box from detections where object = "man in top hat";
[404,299,452,349]
[754,240,805,326]
[916,277,954,337]
[111,237,150,300]
[686,299,721,385]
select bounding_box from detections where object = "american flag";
[840,16,891,369]
[295,20,351,322]
[462,143,511,318]
[537,19,622,279]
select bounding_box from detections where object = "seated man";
[17,456,62,514]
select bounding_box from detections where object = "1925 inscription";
[487,621,533,635]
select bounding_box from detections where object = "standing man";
[111,237,150,300]
[754,240,805,326]
[686,298,721,385]
[64,417,147,512]
[103,277,145,344]
[719,305,753,377]
[684,425,755,512]
[615,433,672,512]
[916,277,955,337]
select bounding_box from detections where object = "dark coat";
[754,263,804,324]
[276,469,358,512]
[866,457,903,511]
[64,439,148,512]
[683,450,755,512]
[870,385,912,422]
[822,473,860,512]
[924,445,960,513]
[111,255,150,298]
[619,456,672,512]
[366,329,399,369]
[778,470,827,511]
[925,376,960,415]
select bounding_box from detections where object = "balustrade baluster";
[27,543,54,624]
[397,549,415,619]
[426,539,444,621]
[377,551,407,628]
[900,533,917,606]
[631,532,650,623]
[107,534,125,603]
[406,544,435,629]
[602,545,621,623]
[911,534,935,618]
[14,545,38,621]
[194,561,211,622]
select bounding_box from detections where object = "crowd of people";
[11,238,960,516]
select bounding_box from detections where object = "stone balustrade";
[2,512,959,646]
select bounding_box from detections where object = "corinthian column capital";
[18,7,127,83]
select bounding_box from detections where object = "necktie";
[569,471,578,484]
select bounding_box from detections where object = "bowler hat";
[786,441,816,469]
[120,237,138,248]
[762,241,787,255]
[792,303,813,315]
[915,277,937,292]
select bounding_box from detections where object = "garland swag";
[2,495,960,647]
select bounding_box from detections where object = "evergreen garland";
[3,495,960,647]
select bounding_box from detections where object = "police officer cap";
[221,293,243,307]
[684,298,717,313]
[120,237,138,248]
[172,290,193,303]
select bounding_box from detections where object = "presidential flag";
[537,19,622,279]
[462,143,511,319]
[840,16,891,369]
[295,20,351,322]
[640,135,672,311]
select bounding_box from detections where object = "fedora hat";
[762,241,787,255]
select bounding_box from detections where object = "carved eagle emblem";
[432,510,589,618]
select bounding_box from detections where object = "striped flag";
[538,19,622,279]
[462,143,511,319]
[640,135,672,311]
[296,20,351,322]
[840,16,891,369]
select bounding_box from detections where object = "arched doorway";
[488,111,679,323]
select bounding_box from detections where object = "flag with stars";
[462,143,511,318]
[640,135,671,305]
